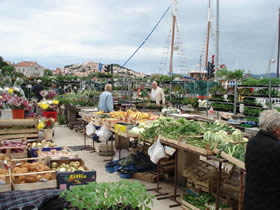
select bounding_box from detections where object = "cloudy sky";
[0,0,279,75]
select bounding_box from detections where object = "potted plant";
[7,95,29,119]
[60,180,154,210]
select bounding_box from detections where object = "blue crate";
[31,147,62,157]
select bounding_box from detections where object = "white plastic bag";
[148,136,167,164]
[96,125,112,142]
[86,122,96,136]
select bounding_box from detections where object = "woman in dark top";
[244,110,280,210]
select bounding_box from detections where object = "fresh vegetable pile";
[51,161,86,172]
[183,192,229,209]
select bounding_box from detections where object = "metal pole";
[269,60,272,109]
[205,0,211,70]
[277,8,280,78]
[215,0,219,77]
[234,80,237,115]
[169,0,176,75]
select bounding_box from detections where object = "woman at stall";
[244,109,280,210]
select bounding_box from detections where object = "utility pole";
[204,0,211,70]
[215,0,219,77]
[169,0,176,75]
[277,8,280,78]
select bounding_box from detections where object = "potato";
[0,168,8,175]
[25,175,37,183]
[21,163,31,171]
[41,173,51,180]
[12,167,21,174]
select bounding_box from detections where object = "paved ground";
[53,126,183,210]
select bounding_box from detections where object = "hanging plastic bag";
[148,136,167,164]
[86,122,96,136]
[96,125,112,142]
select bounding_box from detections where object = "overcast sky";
[0,0,279,75]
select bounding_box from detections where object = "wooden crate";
[12,170,56,190]
[213,148,245,170]
[183,161,216,193]
[132,172,157,183]
[0,119,39,140]
[11,157,56,190]
[0,138,28,159]
[0,170,11,192]
[181,199,200,210]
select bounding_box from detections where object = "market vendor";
[150,81,165,106]
[98,83,114,113]
[33,80,44,102]
[244,110,280,210]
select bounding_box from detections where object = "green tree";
[44,69,53,76]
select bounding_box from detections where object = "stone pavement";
[53,126,183,210]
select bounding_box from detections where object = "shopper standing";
[98,84,114,113]
[150,81,165,107]
[244,110,280,210]
[33,80,44,102]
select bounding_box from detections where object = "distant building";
[14,61,44,77]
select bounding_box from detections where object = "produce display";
[0,139,26,153]
[139,117,247,163]
[29,140,56,148]
[12,161,54,184]
[39,149,77,159]
[183,192,229,209]
[51,160,86,172]
[0,154,11,185]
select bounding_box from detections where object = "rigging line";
[122,4,172,67]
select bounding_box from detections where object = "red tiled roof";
[14,62,37,67]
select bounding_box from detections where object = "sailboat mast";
[169,0,176,75]
[277,7,280,78]
[215,0,219,74]
[204,0,211,70]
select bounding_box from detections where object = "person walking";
[244,110,280,210]
[98,84,114,113]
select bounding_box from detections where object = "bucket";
[43,129,53,140]
[12,109,25,119]
[0,109,13,120]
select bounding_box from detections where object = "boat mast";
[277,7,280,78]
[204,0,211,71]
[169,0,176,75]
[215,0,219,76]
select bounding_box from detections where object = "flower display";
[37,117,56,130]
[8,88,14,94]
[6,95,29,110]
[40,90,57,99]
[38,100,59,111]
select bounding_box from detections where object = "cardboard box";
[57,170,96,190]
[50,158,96,190]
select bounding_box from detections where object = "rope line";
[122,4,172,67]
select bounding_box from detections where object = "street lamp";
[269,58,276,109]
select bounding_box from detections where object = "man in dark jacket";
[33,80,44,101]
[244,110,280,210]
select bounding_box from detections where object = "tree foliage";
[216,68,244,80]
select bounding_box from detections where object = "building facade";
[14,61,44,77]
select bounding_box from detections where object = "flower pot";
[12,109,25,119]
[43,111,57,121]
[0,109,13,120]
[43,129,53,140]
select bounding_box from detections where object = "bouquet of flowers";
[37,117,56,130]
[38,100,59,111]
[7,95,29,110]
[40,90,57,99]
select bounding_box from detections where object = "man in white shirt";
[151,81,165,106]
